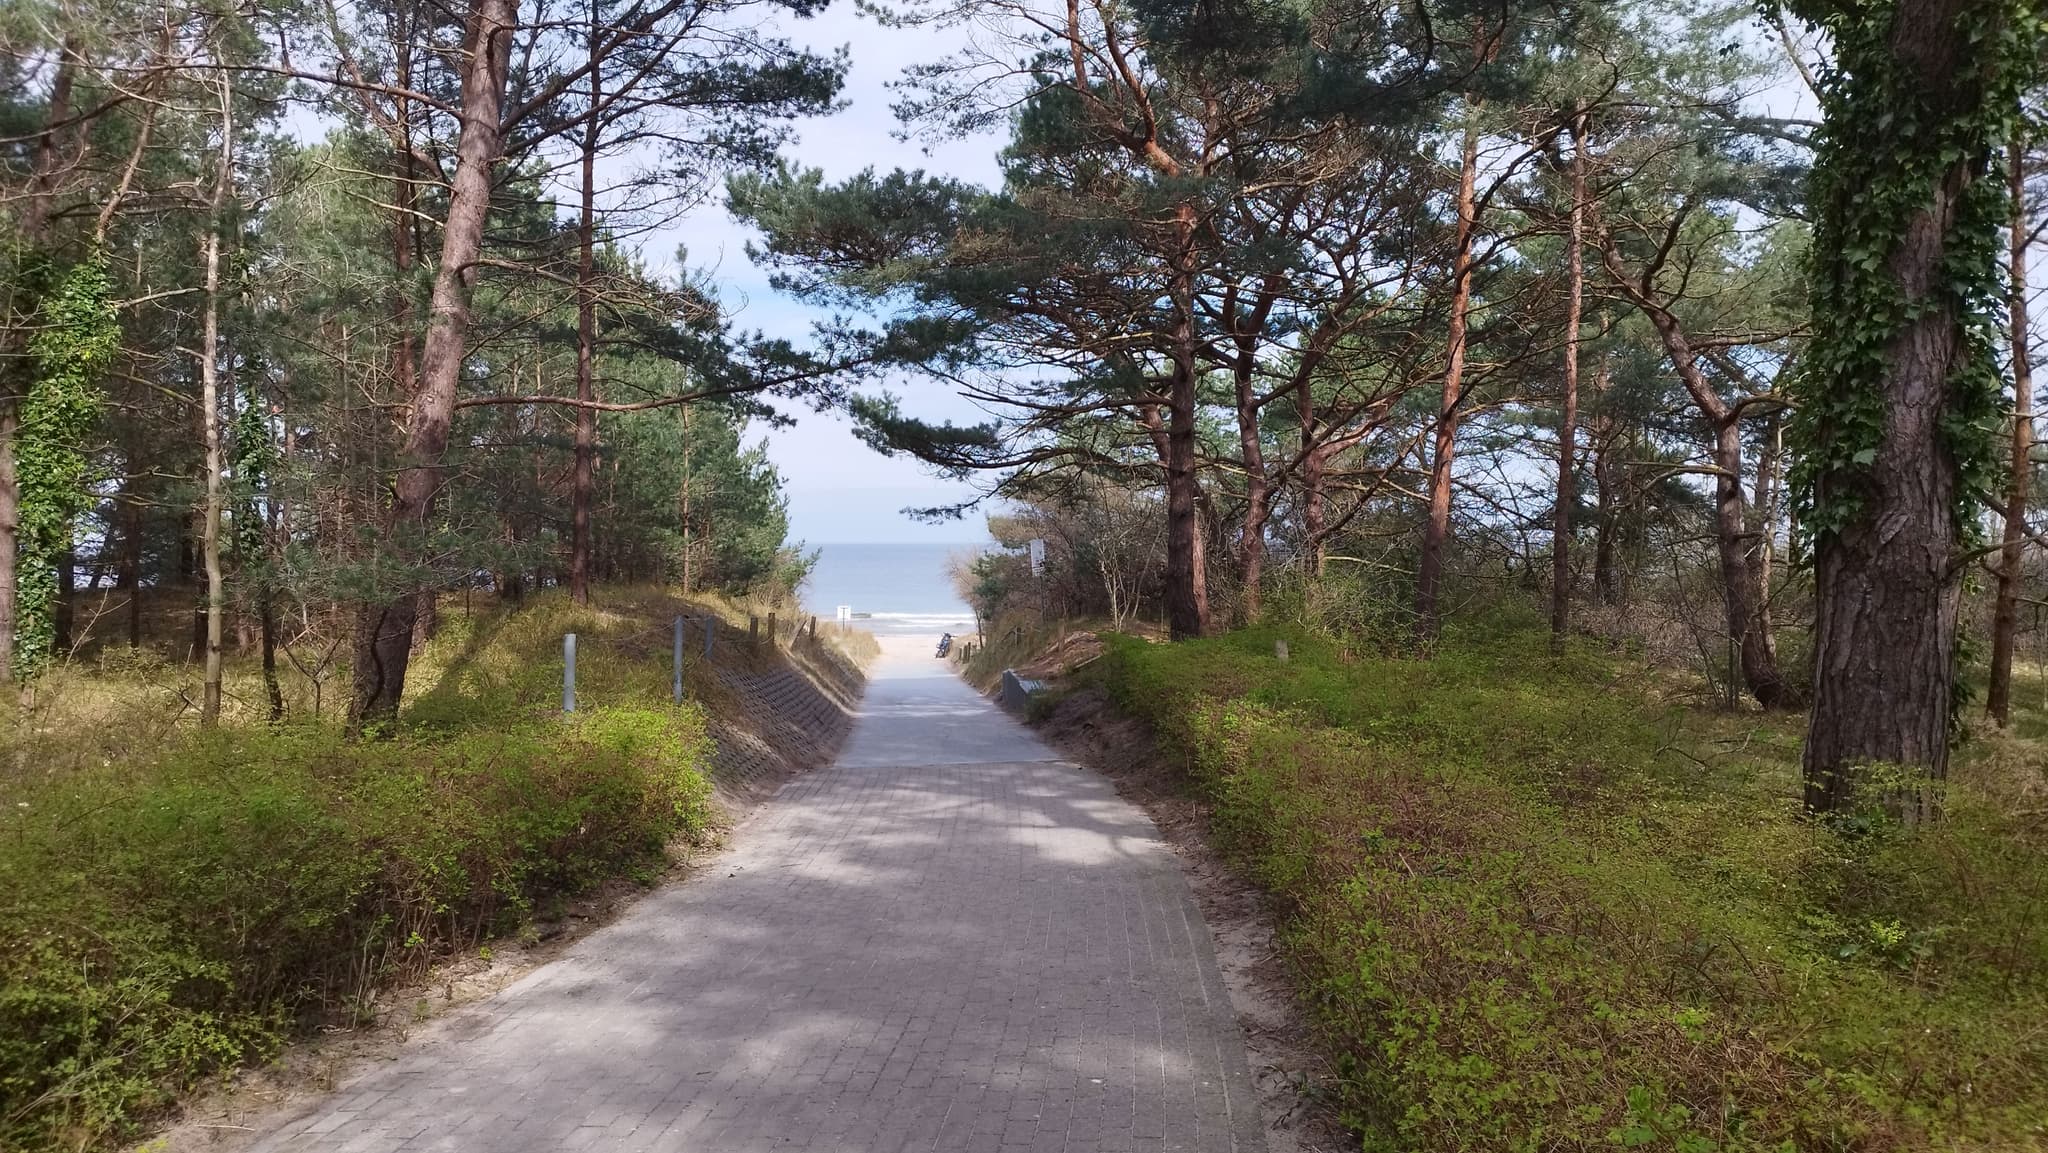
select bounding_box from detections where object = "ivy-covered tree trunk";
[13,257,115,679]
[1791,0,2035,818]
[349,0,516,731]
[2,39,80,681]
[0,414,16,680]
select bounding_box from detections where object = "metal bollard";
[673,616,684,704]
[563,633,577,713]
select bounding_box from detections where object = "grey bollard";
[1275,639,1289,663]
[673,616,684,704]
[564,633,578,712]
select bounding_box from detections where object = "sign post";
[673,616,684,703]
[563,633,577,713]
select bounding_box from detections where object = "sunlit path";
[249,635,1264,1153]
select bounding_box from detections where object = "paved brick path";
[250,639,1265,1152]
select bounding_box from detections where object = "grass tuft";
[0,589,720,1150]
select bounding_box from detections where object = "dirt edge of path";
[133,647,867,1153]
[1031,685,1350,1153]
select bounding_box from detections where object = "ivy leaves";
[15,252,116,677]
[1786,0,2040,549]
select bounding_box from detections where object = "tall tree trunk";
[1300,385,1330,576]
[260,457,284,723]
[2,39,80,680]
[390,34,419,427]
[411,588,439,652]
[1708,416,1787,707]
[1752,410,1783,596]
[1798,0,2014,818]
[1141,396,1207,641]
[121,492,142,646]
[1235,359,1269,622]
[1592,441,1616,604]
[349,0,516,731]
[197,83,232,726]
[393,35,436,660]
[187,512,206,664]
[1599,237,1789,706]
[1989,135,2035,725]
[1160,206,1210,641]
[1592,359,1620,605]
[1417,117,1482,637]
[260,588,283,722]
[1550,111,1587,653]
[53,549,73,655]
[1162,377,1209,640]
[570,12,600,605]
[677,404,695,593]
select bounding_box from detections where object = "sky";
[654,6,1007,545]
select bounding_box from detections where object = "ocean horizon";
[802,541,984,636]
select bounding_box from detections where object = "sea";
[803,542,982,637]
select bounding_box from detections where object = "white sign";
[1028,539,1045,576]
[836,604,852,622]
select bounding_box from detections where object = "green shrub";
[1095,627,2048,1151]
[0,701,714,1150]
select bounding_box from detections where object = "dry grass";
[2,584,878,789]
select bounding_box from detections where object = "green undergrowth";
[0,592,716,1151]
[1092,622,2048,1152]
